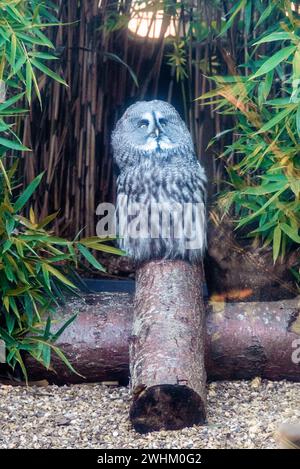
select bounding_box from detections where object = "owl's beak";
[154,127,160,138]
[149,126,161,140]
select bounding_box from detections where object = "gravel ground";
[0,379,299,449]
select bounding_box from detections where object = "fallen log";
[129,260,207,433]
[24,293,300,384]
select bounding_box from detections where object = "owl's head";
[112,100,194,168]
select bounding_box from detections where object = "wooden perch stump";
[129,260,207,433]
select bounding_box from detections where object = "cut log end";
[130,384,206,434]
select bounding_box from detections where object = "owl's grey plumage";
[112,100,207,263]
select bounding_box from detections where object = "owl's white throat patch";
[140,139,175,152]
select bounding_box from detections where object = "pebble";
[0,380,299,449]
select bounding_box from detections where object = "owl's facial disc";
[134,111,177,151]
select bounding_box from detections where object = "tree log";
[24,294,300,384]
[129,260,207,433]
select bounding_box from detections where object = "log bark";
[23,294,300,384]
[129,260,207,433]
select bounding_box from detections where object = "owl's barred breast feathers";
[112,100,207,263]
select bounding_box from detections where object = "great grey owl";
[111,100,207,263]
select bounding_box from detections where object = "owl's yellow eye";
[138,119,149,128]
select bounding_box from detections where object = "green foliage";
[200,0,300,265]
[0,1,125,380]
[0,0,65,157]
[0,165,125,381]
[166,40,188,82]
[0,0,65,100]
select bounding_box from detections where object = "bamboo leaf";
[257,106,297,133]
[77,244,106,271]
[14,350,28,383]
[0,136,30,151]
[273,225,281,262]
[0,158,11,192]
[43,264,76,289]
[51,344,83,377]
[253,32,297,46]
[25,60,32,103]
[219,0,247,36]
[236,187,288,228]
[41,344,51,368]
[104,52,139,87]
[14,172,44,212]
[43,316,51,340]
[243,182,285,195]
[254,2,276,29]
[30,58,67,86]
[280,223,300,243]
[9,32,16,68]
[51,314,77,342]
[250,46,297,80]
[0,92,25,111]
[36,211,59,229]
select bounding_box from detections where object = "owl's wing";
[177,161,206,204]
